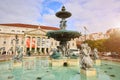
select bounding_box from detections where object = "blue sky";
[0,0,120,34]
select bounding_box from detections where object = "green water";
[0,60,120,80]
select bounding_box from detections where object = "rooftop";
[0,23,59,30]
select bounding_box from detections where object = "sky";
[0,0,120,34]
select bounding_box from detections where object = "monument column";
[30,36,32,51]
[34,36,37,54]
[44,48,46,55]
[22,35,25,55]
[39,36,42,54]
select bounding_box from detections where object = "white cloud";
[0,0,120,34]
[62,0,120,33]
[42,14,59,27]
[0,0,42,24]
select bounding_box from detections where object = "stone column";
[40,37,42,54]
[44,38,46,55]
[23,35,26,55]
[39,48,41,55]
[44,48,46,55]
[34,36,37,54]
[30,36,32,51]
[23,38,25,55]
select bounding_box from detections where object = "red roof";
[0,23,59,30]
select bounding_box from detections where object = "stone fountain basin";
[46,30,80,41]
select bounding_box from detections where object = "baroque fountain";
[46,6,81,67]
[0,6,119,80]
[47,6,80,58]
[47,6,101,77]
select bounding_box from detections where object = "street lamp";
[11,35,19,55]
[83,26,88,41]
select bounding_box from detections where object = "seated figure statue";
[93,48,99,60]
[80,43,94,70]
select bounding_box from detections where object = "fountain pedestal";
[51,58,79,67]
[13,62,22,67]
[80,68,96,77]
[67,58,79,67]
[94,59,101,66]
[51,59,64,66]
[81,74,97,80]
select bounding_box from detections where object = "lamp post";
[84,26,87,41]
[12,35,19,55]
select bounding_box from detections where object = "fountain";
[1,6,120,80]
[47,6,80,58]
[80,43,96,76]
[46,6,80,66]
[12,46,23,67]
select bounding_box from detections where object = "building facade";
[77,32,109,42]
[0,23,77,55]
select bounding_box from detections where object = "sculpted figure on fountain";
[80,43,94,70]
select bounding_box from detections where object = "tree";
[104,31,120,54]
[84,39,106,52]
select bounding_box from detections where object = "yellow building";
[0,23,77,55]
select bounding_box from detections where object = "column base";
[80,68,96,77]
[13,62,22,67]
[51,59,64,66]
[95,59,101,66]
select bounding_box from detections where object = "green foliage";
[79,31,120,54]
[104,31,120,53]
[84,39,106,52]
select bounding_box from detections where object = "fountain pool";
[0,58,120,80]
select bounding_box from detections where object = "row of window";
[0,28,25,33]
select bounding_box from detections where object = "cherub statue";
[93,48,99,60]
[80,43,94,70]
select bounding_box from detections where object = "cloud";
[42,14,60,27]
[61,0,120,33]
[0,0,120,34]
[0,0,42,24]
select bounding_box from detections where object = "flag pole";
[84,26,87,41]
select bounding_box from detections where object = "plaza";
[0,0,120,80]
[0,23,77,56]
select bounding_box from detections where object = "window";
[11,30,15,32]
[51,42,53,46]
[55,42,57,45]
[17,30,20,32]
[72,43,74,46]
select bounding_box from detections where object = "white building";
[0,23,77,55]
[77,32,109,42]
